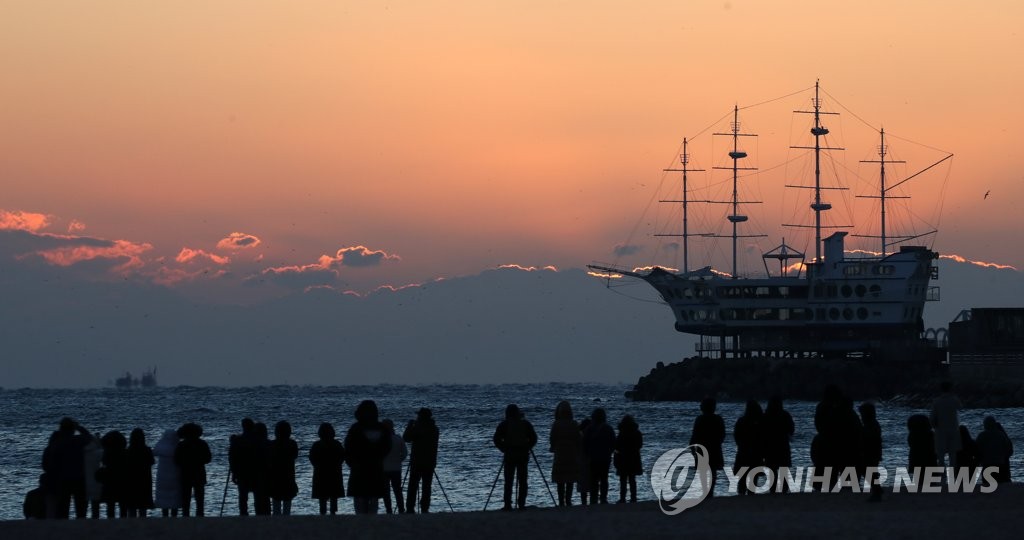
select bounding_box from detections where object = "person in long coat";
[174,423,211,517]
[930,381,962,469]
[583,408,616,505]
[124,428,155,517]
[250,423,272,516]
[345,400,392,514]
[549,400,580,507]
[733,400,765,496]
[308,422,345,515]
[761,396,795,492]
[380,419,407,514]
[43,418,92,519]
[99,430,128,518]
[689,398,726,496]
[153,429,181,517]
[907,414,937,479]
[613,415,643,503]
[859,402,883,501]
[956,425,980,481]
[269,421,299,516]
[83,434,104,518]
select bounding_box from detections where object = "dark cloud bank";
[0,242,1021,387]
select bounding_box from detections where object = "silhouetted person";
[996,421,1013,482]
[583,408,616,505]
[859,402,883,502]
[957,425,980,481]
[614,414,642,503]
[42,417,91,519]
[733,400,764,495]
[931,381,962,470]
[814,386,861,490]
[83,433,103,519]
[346,400,391,514]
[762,396,795,492]
[24,474,47,519]
[689,398,725,496]
[269,421,298,516]
[174,422,211,517]
[251,422,272,515]
[494,404,538,510]
[228,418,257,516]
[309,422,345,515]
[976,416,1013,484]
[153,429,182,517]
[403,407,439,513]
[907,414,937,481]
[99,430,128,518]
[380,419,407,514]
[124,428,155,517]
[576,418,591,505]
[549,400,580,507]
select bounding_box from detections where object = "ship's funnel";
[824,231,847,264]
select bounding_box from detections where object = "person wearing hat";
[403,408,440,513]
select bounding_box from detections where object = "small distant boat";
[114,367,158,388]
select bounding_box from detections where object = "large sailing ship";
[590,82,951,359]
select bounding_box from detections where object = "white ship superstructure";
[590,82,947,358]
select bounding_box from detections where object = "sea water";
[1,383,1021,520]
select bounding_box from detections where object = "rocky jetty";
[627,355,1024,408]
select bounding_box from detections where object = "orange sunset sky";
[2,1,1022,298]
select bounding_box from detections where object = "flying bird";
[984,190,990,199]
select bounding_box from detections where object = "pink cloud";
[32,239,153,273]
[176,247,230,265]
[0,210,51,232]
[67,220,86,233]
[217,232,262,250]
[940,253,1018,271]
[497,264,558,272]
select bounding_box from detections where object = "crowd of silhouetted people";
[23,385,1016,519]
[690,382,1014,501]
[24,400,441,519]
[492,402,643,511]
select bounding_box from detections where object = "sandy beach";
[4,484,1023,540]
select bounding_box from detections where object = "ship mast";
[658,138,708,273]
[712,106,762,278]
[857,129,906,256]
[784,81,847,262]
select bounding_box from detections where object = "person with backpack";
[493,404,537,511]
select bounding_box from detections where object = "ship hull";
[639,234,938,355]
